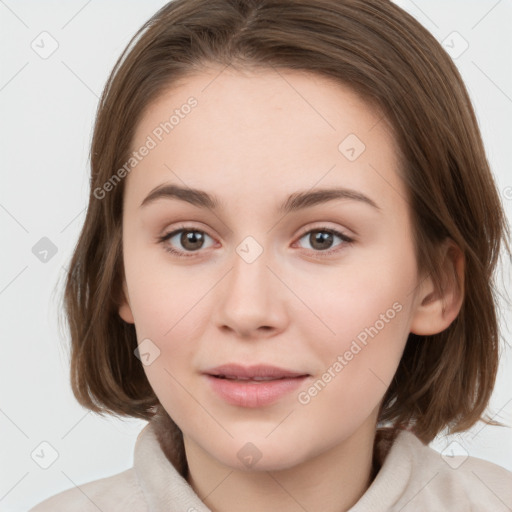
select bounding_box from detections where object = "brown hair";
[63,0,510,451]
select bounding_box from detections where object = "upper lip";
[204,363,309,379]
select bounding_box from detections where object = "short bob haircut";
[64,0,510,450]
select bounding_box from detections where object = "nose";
[213,244,289,339]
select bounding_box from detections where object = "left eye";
[296,228,353,253]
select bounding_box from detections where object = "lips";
[203,363,310,407]
[204,363,309,381]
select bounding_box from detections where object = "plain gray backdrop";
[1,1,511,510]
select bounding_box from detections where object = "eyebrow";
[139,183,381,213]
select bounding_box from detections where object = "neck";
[184,419,379,512]
[151,405,395,512]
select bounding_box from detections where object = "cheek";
[123,250,214,395]
[124,236,216,339]
[131,285,206,427]
[300,244,417,353]
[295,244,417,410]
[294,299,412,447]
[128,277,209,394]
[121,253,208,404]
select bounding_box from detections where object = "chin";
[210,438,309,473]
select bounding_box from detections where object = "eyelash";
[157,224,354,259]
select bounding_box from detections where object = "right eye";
[158,226,216,258]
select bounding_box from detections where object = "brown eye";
[309,230,335,250]
[159,228,215,257]
[180,230,206,251]
[296,228,353,255]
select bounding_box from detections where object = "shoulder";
[28,468,148,512]
[394,430,512,511]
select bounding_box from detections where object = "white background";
[1,1,511,510]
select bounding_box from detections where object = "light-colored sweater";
[29,421,512,511]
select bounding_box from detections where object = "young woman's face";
[119,67,426,471]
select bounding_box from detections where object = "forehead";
[125,67,405,212]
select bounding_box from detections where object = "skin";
[118,66,464,512]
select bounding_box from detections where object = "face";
[119,67,426,472]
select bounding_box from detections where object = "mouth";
[204,363,310,380]
[210,375,303,381]
[203,364,310,407]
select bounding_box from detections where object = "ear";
[410,239,465,336]
[118,279,135,324]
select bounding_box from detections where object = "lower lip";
[205,375,309,407]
